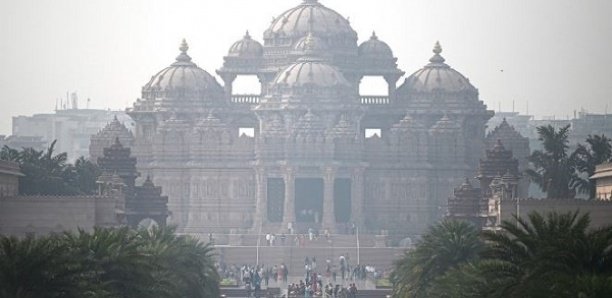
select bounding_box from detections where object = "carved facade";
[127,0,493,237]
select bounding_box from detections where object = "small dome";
[265,0,357,42]
[398,42,475,93]
[358,32,393,58]
[228,31,263,58]
[141,39,224,109]
[273,57,350,88]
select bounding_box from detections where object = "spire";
[429,41,446,64]
[174,38,194,65]
[370,31,378,40]
[244,30,251,39]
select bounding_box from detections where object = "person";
[282,263,289,282]
[349,283,357,298]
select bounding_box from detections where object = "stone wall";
[0,160,21,198]
[500,198,612,229]
[0,195,122,236]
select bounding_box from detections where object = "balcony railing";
[231,94,260,104]
[360,95,390,105]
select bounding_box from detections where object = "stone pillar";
[351,167,365,227]
[322,166,337,232]
[219,73,236,102]
[252,167,267,230]
[282,167,295,232]
[384,74,401,103]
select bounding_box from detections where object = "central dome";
[264,0,357,43]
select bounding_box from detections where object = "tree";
[0,141,100,196]
[0,146,20,162]
[572,134,612,198]
[424,211,612,297]
[525,125,578,198]
[480,211,612,297]
[62,227,158,298]
[135,226,220,298]
[390,220,483,298]
[0,235,83,298]
[0,227,220,298]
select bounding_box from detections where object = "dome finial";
[244,30,251,39]
[175,38,193,64]
[371,31,378,40]
[433,41,442,54]
[302,0,319,4]
[180,38,189,54]
[429,41,446,64]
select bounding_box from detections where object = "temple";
[123,0,497,238]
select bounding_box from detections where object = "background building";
[11,106,132,161]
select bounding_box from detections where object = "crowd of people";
[216,255,386,297]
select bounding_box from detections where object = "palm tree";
[0,235,82,298]
[525,125,578,198]
[135,226,220,298]
[481,211,612,297]
[391,220,483,298]
[62,227,156,298]
[572,134,612,198]
[0,145,20,162]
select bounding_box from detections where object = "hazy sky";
[1,0,611,135]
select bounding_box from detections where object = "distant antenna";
[70,92,78,110]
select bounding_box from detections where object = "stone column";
[351,167,365,227]
[282,167,295,232]
[384,74,401,103]
[218,73,236,102]
[252,167,267,230]
[322,166,337,232]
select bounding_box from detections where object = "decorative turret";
[97,138,139,189]
[477,139,520,197]
[447,177,492,229]
[486,118,530,197]
[90,115,134,162]
[129,176,169,227]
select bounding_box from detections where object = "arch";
[232,75,261,95]
[359,76,389,96]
